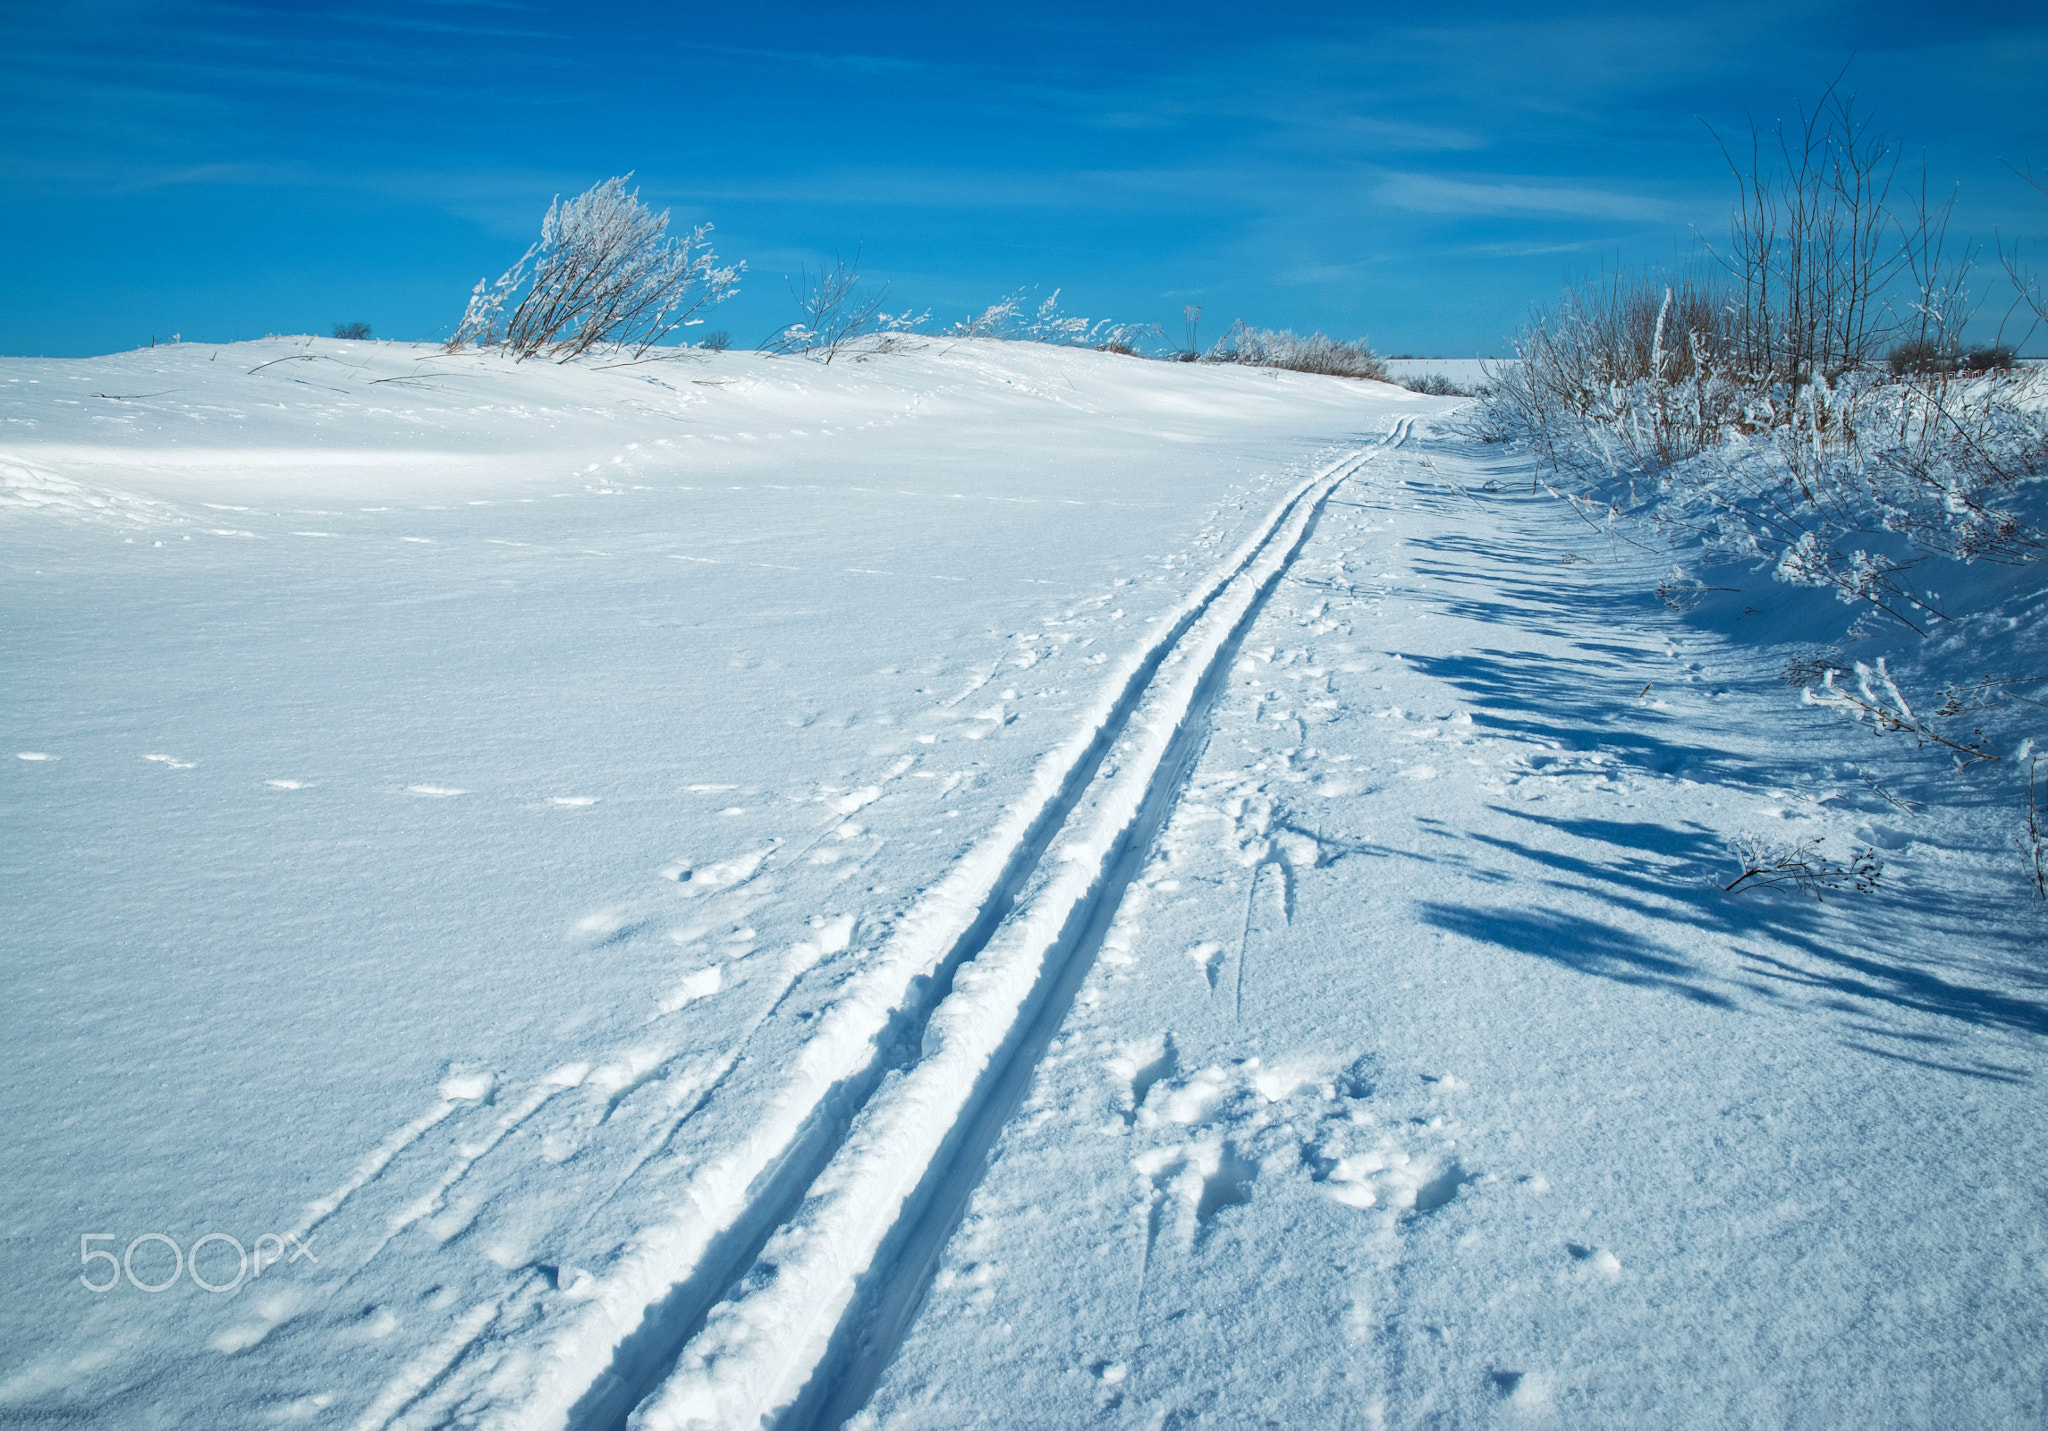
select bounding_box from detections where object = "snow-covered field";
[4,339,2043,1428]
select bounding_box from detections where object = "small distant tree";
[332,322,372,340]
[446,175,742,362]
[762,253,884,361]
[759,251,929,363]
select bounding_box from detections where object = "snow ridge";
[624,428,1396,1429]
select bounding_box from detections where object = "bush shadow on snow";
[1358,460,2044,1078]
[1415,808,2046,1083]
[1389,650,2046,1080]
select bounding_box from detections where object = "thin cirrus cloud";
[1369,172,1698,224]
[1318,117,1491,154]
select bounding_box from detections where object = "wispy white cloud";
[1321,116,1490,153]
[1370,172,1693,223]
[1448,238,1619,258]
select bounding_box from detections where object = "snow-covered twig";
[1723,833,1882,898]
[2021,754,2048,901]
[1802,657,2000,764]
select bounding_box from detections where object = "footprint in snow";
[664,843,777,895]
[659,965,723,1012]
[1134,1139,1257,1252]
[1112,1050,1477,1234]
[1121,1054,1338,1262]
[1107,1034,1178,1125]
[1565,1242,1623,1277]
[573,910,646,946]
[1309,1075,1475,1215]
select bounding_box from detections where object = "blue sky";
[4,0,2045,357]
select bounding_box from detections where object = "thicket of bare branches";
[1205,321,1388,379]
[1705,80,1914,385]
[1482,78,2048,618]
[447,176,742,363]
[945,290,1162,353]
[2000,162,2048,349]
[759,253,925,363]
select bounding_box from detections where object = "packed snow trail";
[624,432,1401,1430]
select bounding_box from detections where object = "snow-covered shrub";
[1489,312,2048,637]
[1400,373,1471,397]
[1480,79,2046,639]
[1483,270,1743,474]
[945,291,1162,353]
[1485,78,2014,485]
[1206,322,1387,380]
[760,253,925,363]
[446,176,742,362]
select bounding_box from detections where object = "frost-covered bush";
[946,291,1161,354]
[761,253,926,364]
[1490,328,2047,635]
[1400,373,1471,397]
[1206,322,1387,380]
[1483,271,1745,473]
[1887,338,2018,376]
[446,176,742,362]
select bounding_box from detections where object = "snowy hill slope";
[3,340,2043,1428]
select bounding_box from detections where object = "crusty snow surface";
[3,339,2043,1429]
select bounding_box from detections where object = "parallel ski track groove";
[621,422,1403,1430]
[794,449,1354,1431]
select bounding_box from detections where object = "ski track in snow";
[618,423,1408,1429]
